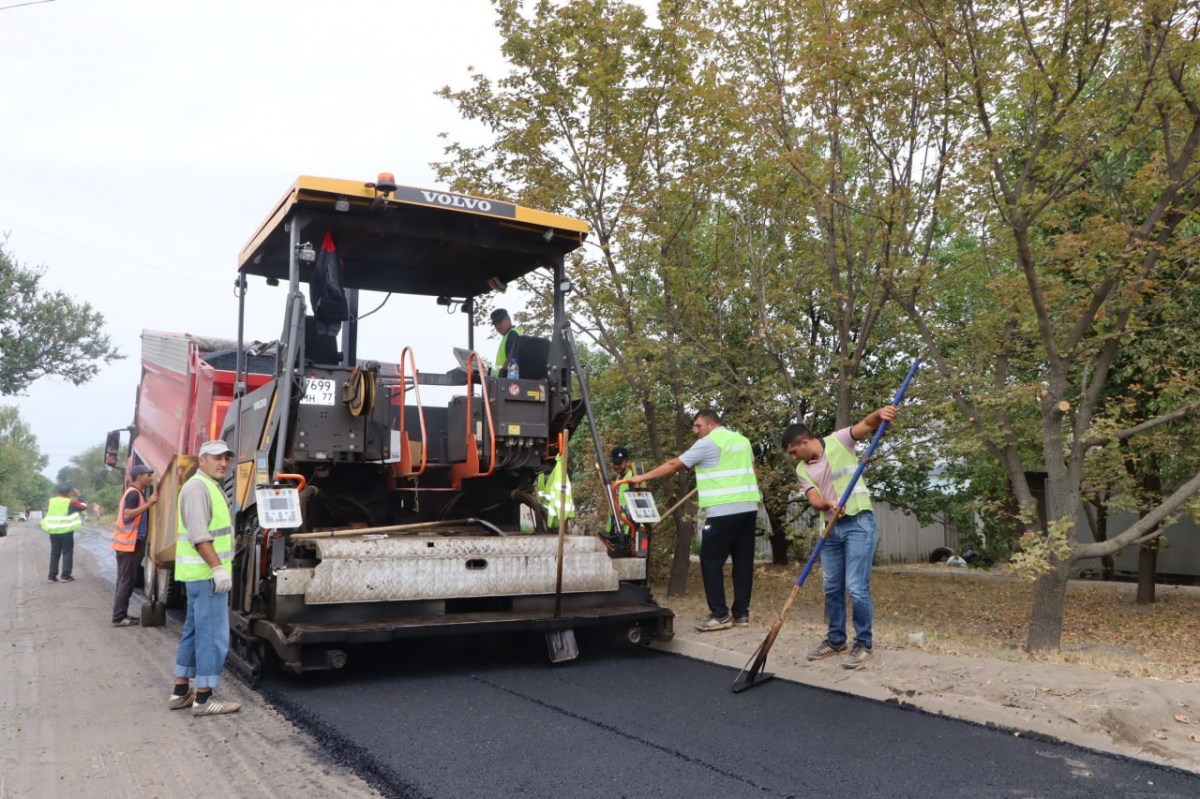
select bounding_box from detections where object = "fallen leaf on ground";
[1154,730,1167,740]
[1174,713,1191,724]
[1190,734,1200,744]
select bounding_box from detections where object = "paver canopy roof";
[238,176,588,297]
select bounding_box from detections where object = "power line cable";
[0,217,225,289]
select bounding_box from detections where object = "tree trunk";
[1084,500,1115,580]
[666,483,695,596]
[1136,540,1158,605]
[1025,558,1072,652]
[764,502,790,566]
[1135,469,1163,605]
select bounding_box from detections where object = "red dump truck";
[104,331,274,623]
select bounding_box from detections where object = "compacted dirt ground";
[656,561,1200,774]
[0,523,381,799]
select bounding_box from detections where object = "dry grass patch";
[654,562,1200,682]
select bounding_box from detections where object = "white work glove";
[211,565,233,594]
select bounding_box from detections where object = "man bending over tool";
[629,410,761,632]
[782,404,897,669]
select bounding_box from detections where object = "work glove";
[211,565,233,594]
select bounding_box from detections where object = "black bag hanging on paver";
[310,231,349,324]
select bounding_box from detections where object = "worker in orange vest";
[111,464,158,627]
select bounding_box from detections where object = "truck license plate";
[301,378,337,405]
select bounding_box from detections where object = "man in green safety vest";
[629,410,762,632]
[41,485,88,583]
[782,403,897,670]
[490,308,521,377]
[167,440,241,716]
[536,454,575,530]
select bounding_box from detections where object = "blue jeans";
[820,511,877,649]
[174,579,230,689]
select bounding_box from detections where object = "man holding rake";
[783,404,897,669]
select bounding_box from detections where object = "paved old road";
[72,526,1200,798]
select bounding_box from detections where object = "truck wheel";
[157,566,186,609]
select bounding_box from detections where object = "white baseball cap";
[199,440,235,457]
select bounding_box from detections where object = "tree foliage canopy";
[0,405,51,511]
[0,238,122,395]
[438,0,1200,647]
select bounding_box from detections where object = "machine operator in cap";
[491,308,522,377]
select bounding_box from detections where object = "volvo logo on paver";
[253,398,268,411]
[395,186,517,219]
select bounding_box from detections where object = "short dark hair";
[490,308,509,325]
[782,423,816,448]
[693,409,722,425]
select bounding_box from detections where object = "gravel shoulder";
[0,523,381,799]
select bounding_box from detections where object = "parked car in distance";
[0,506,8,537]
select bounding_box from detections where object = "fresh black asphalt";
[257,632,1200,799]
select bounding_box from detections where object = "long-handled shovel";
[731,357,921,693]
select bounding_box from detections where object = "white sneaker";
[191,695,241,716]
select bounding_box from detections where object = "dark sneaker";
[61,576,75,582]
[694,614,734,632]
[733,616,750,628]
[841,642,873,669]
[48,577,58,583]
[112,617,138,627]
[806,638,849,661]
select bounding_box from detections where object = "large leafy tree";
[0,405,50,511]
[0,238,122,395]
[437,0,724,593]
[56,443,128,516]
[896,0,1200,651]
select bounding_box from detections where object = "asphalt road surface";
[257,633,1200,799]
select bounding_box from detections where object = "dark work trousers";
[48,532,75,580]
[699,510,758,619]
[112,539,147,622]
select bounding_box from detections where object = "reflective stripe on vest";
[536,454,575,527]
[174,473,233,582]
[695,427,761,509]
[41,496,83,534]
[495,327,521,372]
[111,486,142,552]
[795,434,872,525]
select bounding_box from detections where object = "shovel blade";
[546,628,579,663]
[731,670,775,693]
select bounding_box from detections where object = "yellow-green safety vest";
[495,327,522,373]
[795,434,872,525]
[609,464,642,533]
[695,427,761,509]
[41,496,83,534]
[536,454,575,528]
[174,473,234,582]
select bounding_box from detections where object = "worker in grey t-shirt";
[628,409,761,632]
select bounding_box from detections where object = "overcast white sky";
[0,0,521,480]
